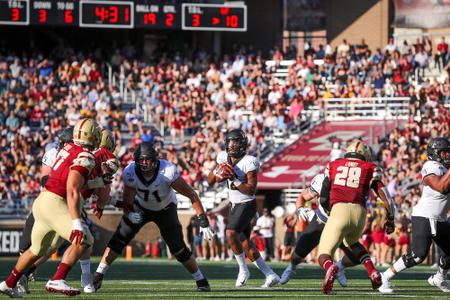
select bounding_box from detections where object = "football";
[213,163,235,182]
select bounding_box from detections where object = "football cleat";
[261,273,280,288]
[83,283,96,294]
[92,272,104,291]
[45,279,80,296]
[322,264,338,295]
[378,273,393,294]
[369,271,382,290]
[428,274,450,292]
[280,265,296,285]
[336,268,348,287]
[16,276,29,294]
[235,269,250,288]
[196,278,211,292]
[81,272,96,293]
[81,272,91,288]
[0,281,23,298]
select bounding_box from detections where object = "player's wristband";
[72,218,83,231]
[232,179,242,187]
[86,177,105,189]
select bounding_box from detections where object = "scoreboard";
[0,0,246,31]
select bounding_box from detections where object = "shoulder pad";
[72,151,95,172]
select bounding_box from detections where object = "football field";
[0,258,445,299]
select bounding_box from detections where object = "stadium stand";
[0,36,449,264]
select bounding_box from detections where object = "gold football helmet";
[100,129,116,152]
[73,118,101,149]
[345,140,372,161]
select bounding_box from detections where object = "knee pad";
[174,247,192,263]
[82,230,94,247]
[107,231,130,254]
[439,256,450,270]
[402,252,424,268]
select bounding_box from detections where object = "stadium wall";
[220,0,283,55]
[326,0,390,51]
[0,212,286,257]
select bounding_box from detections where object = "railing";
[321,97,410,121]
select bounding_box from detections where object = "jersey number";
[52,150,70,171]
[138,189,162,202]
[334,166,361,188]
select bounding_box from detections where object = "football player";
[16,126,73,294]
[379,137,450,293]
[280,173,373,287]
[317,141,394,294]
[0,118,101,298]
[18,126,73,257]
[92,142,215,292]
[207,129,280,288]
[17,129,119,295]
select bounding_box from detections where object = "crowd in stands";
[0,36,449,264]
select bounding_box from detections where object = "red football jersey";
[81,146,117,199]
[45,142,95,198]
[326,158,382,208]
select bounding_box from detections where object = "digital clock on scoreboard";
[0,0,29,25]
[182,3,246,32]
[79,0,133,28]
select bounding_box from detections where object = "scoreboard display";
[0,0,246,31]
[182,3,246,32]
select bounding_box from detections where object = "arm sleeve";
[421,161,441,181]
[121,164,136,188]
[319,176,331,213]
[245,157,260,173]
[164,162,181,185]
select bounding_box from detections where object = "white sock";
[437,267,448,281]
[253,256,273,277]
[79,260,91,275]
[96,262,110,275]
[191,269,205,281]
[384,257,406,280]
[235,252,249,272]
[336,260,345,271]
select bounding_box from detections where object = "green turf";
[0,258,446,299]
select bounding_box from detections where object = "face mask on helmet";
[440,150,450,167]
[137,157,158,173]
[428,138,450,168]
[57,126,73,148]
[225,130,248,158]
[134,142,158,174]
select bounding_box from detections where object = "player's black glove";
[385,215,395,234]
[197,214,215,241]
[197,213,210,228]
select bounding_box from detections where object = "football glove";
[385,215,395,234]
[198,213,216,241]
[297,207,315,222]
[91,203,103,219]
[128,212,143,224]
[101,158,119,175]
[70,218,84,245]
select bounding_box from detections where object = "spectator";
[256,208,275,261]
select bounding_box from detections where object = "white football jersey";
[122,160,180,211]
[308,174,328,223]
[216,151,259,204]
[42,146,59,167]
[412,160,450,221]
